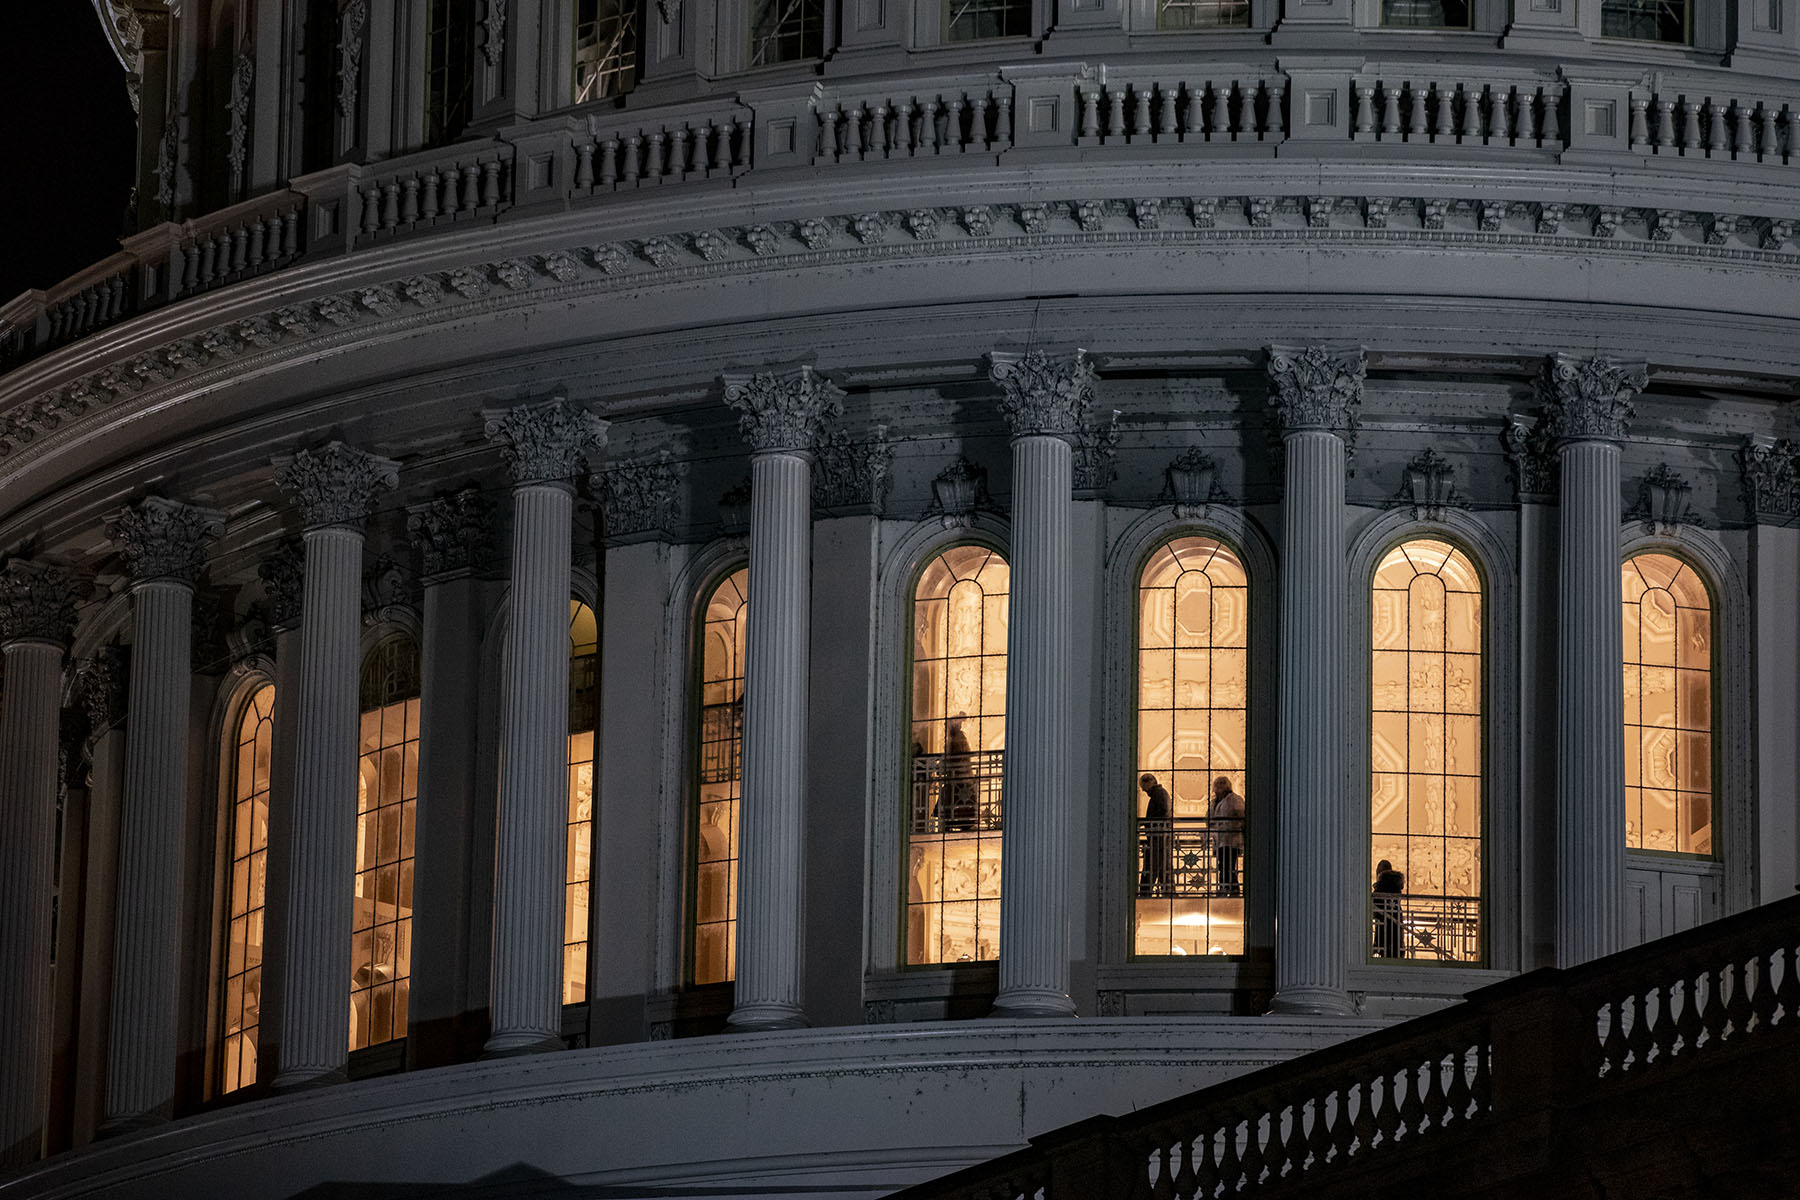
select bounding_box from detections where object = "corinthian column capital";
[0,560,84,648]
[1539,354,1646,445]
[1266,345,1365,436]
[483,398,610,487]
[274,441,400,530]
[407,486,497,579]
[987,349,1095,440]
[107,497,226,587]
[722,365,844,453]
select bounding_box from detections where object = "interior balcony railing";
[910,750,1005,835]
[5,46,1800,381]
[1134,817,1244,898]
[1372,892,1482,964]
[887,891,1800,1199]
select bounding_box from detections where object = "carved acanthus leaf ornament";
[484,398,609,486]
[1266,345,1365,435]
[107,496,226,585]
[257,538,306,628]
[407,487,496,577]
[593,452,686,538]
[1538,354,1645,444]
[988,349,1096,440]
[0,560,84,647]
[722,366,845,453]
[274,441,400,530]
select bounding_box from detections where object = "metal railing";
[910,750,1004,834]
[1134,817,1244,898]
[888,892,1800,1198]
[1372,892,1482,964]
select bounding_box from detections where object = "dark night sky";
[0,4,138,305]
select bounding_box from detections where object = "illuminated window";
[565,601,598,1005]
[1378,0,1470,25]
[219,684,273,1093]
[1157,0,1251,28]
[425,0,476,145]
[751,0,825,65]
[1133,537,1249,958]
[946,0,1032,41]
[907,545,1009,965]
[1601,0,1689,42]
[350,636,420,1051]
[574,0,638,102]
[1369,540,1483,964]
[1623,554,1713,856]
[692,569,747,985]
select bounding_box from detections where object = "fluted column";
[0,562,81,1168]
[987,349,1090,1019]
[102,498,223,1130]
[1267,345,1364,1018]
[722,366,843,1032]
[1545,355,1644,967]
[483,403,607,1054]
[271,443,398,1088]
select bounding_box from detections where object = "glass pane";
[1623,554,1713,857]
[690,568,748,983]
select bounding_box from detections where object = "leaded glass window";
[1157,0,1251,29]
[1369,540,1483,964]
[692,569,747,985]
[220,684,273,1093]
[1601,0,1689,42]
[1378,0,1471,26]
[946,0,1032,41]
[1623,554,1713,856]
[1133,536,1249,958]
[750,0,825,66]
[350,636,420,1051]
[565,601,598,1005]
[425,0,475,145]
[907,545,1009,965]
[574,0,638,102]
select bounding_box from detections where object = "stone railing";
[886,892,1800,1199]
[7,51,1800,376]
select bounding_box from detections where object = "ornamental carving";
[337,0,368,116]
[1739,435,1800,524]
[1395,448,1461,522]
[593,452,686,540]
[1164,448,1228,518]
[257,538,305,628]
[363,554,420,616]
[1266,345,1365,436]
[926,458,990,529]
[988,349,1096,440]
[1504,414,1556,501]
[1073,409,1122,495]
[811,429,892,514]
[107,496,226,585]
[718,479,752,532]
[191,588,233,674]
[226,51,255,187]
[407,486,496,578]
[722,366,844,453]
[0,560,83,647]
[480,0,507,66]
[1629,463,1698,534]
[1537,354,1644,444]
[74,646,128,737]
[483,398,610,485]
[274,441,400,530]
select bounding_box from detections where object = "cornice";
[4,189,1800,487]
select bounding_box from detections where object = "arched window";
[565,601,599,1005]
[750,0,825,65]
[906,545,1009,965]
[351,635,421,1051]
[1369,539,1484,964]
[574,0,638,101]
[692,569,748,985]
[219,684,273,1093]
[1622,553,1713,856]
[1133,536,1249,958]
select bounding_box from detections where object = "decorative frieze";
[1538,354,1645,445]
[1739,435,1800,524]
[593,451,687,540]
[407,486,496,578]
[1266,345,1365,436]
[811,430,892,514]
[257,537,305,629]
[927,458,991,529]
[275,441,400,530]
[1629,463,1699,533]
[722,366,844,454]
[483,398,609,486]
[988,349,1096,440]
[1395,448,1461,521]
[106,497,225,586]
[1503,413,1556,502]
[0,560,83,647]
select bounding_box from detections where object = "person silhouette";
[1137,773,1173,897]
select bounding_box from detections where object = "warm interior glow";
[1369,539,1483,964]
[565,601,598,1005]
[693,569,748,985]
[907,544,1009,965]
[1133,536,1250,959]
[350,636,420,1051]
[1622,553,1713,855]
[220,684,273,1093]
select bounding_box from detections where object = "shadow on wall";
[292,1161,876,1197]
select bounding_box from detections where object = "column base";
[270,1064,348,1091]
[991,988,1079,1019]
[481,1031,565,1058]
[1268,985,1358,1017]
[727,1002,810,1032]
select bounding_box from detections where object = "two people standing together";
[1137,773,1244,898]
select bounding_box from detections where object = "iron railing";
[1371,892,1482,964]
[910,750,1004,834]
[1134,817,1245,898]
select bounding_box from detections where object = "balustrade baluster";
[951,98,969,149]
[1431,83,1452,141]
[1307,1089,1336,1168]
[1454,85,1476,141]
[1628,986,1657,1068]
[646,131,667,178]
[925,99,943,151]
[622,137,642,182]
[845,103,865,157]
[1628,96,1649,149]
[380,181,399,229]
[1266,81,1285,139]
[1726,956,1756,1040]
[1159,86,1179,136]
[1705,98,1726,154]
[1238,1112,1265,1187]
[994,94,1013,147]
[973,96,992,147]
[1132,86,1151,136]
[1349,1077,1376,1155]
[1081,88,1101,139]
[1378,82,1400,138]
[199,237,218,284]
[362,186,381,234]
[1445,1045,1474,1123]
[1541,85,1563,144]
[280,212,298,259]
[1732,101,1753,159]
[871,104,890,156]
[737,116,753,165]
[423,171,442,218]
[1401,81,1423,139]
[1232,80,1250,138]
[1510,88,1527,144]
[1148,1145,1176,1200]
[1758,104,1780,162]
[483,160,502,206]
[1171,1134,1198,1199]
[1682,97,1704,151]
[1355,83,1376,138]
[227,228,245,273]
[397,177,417,224]
[1774,942,1800,1022]
[1703,962,1731,1045]
[1481,86,1500,141]
[1656,98,1677,149]
[1204,82,1226,140]
[1751,946,1782,1030]
[461,164,480,211]
[248,220,266,266]
[819,109,838,161]
[1673,972,1703,1056]
[1419,1056,1446,1134]
[1107,88,1127,139]
[675,127,694,175]
[181,243,200,292]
